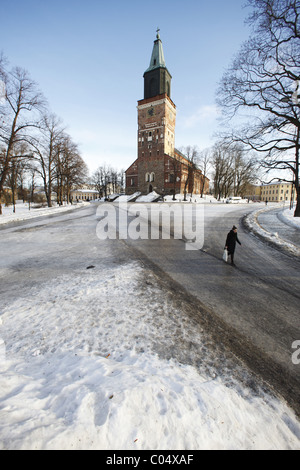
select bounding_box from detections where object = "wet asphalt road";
[119,203,300,416]
[258,208,300,248]
[1,202,300,416]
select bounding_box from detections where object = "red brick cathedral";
[126,30,209,197]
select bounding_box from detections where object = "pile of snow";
[162,195,247,204]
[280,208,300,229]
[114,192,141,203]
[244,207,300,257]
[0,202,89,226]
[0,261,299,450]
[107,194,121,202]
[163,194,216,203]
[136,191,161,203]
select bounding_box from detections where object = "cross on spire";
[156,27,160,39]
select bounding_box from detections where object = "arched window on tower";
[150,172,155,182]
[145,173,150,182]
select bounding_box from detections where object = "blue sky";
[0,0,252,174]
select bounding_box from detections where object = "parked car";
[226,197,242,204]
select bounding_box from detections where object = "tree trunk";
[293,134,300,217]
[295,188,300,217]
[0,123,17,215]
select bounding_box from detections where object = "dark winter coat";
[225,230,241,254]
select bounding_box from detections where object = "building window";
[150,172,155,182]
[145,173,150,182]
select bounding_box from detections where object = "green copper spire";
[143,29,172,99]
[144,28,167,73]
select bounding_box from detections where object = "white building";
[70,189,98,202]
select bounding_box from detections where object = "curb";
[243,206,300,259]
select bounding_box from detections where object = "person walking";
[225,225,241,266]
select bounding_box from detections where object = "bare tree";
[231,144,258,196]
[30,113,65,207]
[198,148,212,198]
[211,141,258,199]
[26,162,39,207]
[118,169,125,194]
[91,164,113,199]
[91,167,104,198]
[110,169,120,194]
[217,0,300,215]
[55,134,88,204]
[179,146,199,201]
[212,143,234,199]
[0,64,45,214]
[6,142,32,212]
[167,154,182,200]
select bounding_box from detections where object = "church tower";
[136,29,177,194]
[125,30,209,197]
[126,30,179,195]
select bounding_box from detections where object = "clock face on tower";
[147,106,155,117]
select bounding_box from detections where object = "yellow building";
[260,182,296,203]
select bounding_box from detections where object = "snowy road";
[116,202,300,416]
[0,201,300,449]
[258,208,300,248]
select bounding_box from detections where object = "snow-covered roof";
[70,189,98,193]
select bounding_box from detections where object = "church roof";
[144,29,169,74]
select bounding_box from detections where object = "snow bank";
[280,208,300,229]
[107,194,121,202]
[0,262,299,450]
[163,195,253,204]
[114,192,141,203]
[244,207,300,258]
[0,202,89,226]
[136,191,161,203]
[164,195,220,203]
